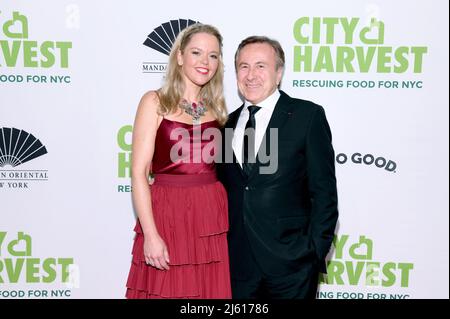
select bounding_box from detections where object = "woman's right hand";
[143,235,170,270]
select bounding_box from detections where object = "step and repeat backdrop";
[1,0,448,299]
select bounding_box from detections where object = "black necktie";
[242,105,261,176]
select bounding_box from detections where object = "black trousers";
[231,254,320,299]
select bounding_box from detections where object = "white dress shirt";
[232,90,280,166]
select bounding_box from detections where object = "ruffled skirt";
[125,174,231,299]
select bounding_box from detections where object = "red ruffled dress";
[126,118,231,299]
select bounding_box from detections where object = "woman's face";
[177,32,220,88]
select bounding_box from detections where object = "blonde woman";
[125,24,230,299]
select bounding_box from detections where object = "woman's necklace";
[179,98,207,125]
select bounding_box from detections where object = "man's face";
[236,42,283,105]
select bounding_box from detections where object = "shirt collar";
[244,89,280,112]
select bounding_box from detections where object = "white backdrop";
[1,0,448,299]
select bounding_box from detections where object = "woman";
[125,24,231,299]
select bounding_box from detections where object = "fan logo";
[0,127,48,190]
[142,18,199,74]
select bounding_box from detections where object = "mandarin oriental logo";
[0,127,47,167]
[0,127,48,189]
[142,18,199,74]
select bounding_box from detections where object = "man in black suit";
[218,36,338,299]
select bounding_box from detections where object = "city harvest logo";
[318,234,414,299]
[336,152,396,173]
[0,11,72,84]
[117,125,132,193]
[0,127,48,189]
[0,231,76,299]
[142,18,199,74]
[292,16,428,89]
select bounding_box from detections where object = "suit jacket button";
[245,186,249,190]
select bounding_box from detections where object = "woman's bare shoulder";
[140,90,160,107]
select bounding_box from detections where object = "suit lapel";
[228,105,243,130]
[247,91,295,179]
[226,105,245,178]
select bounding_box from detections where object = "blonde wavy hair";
[157,23,228,126]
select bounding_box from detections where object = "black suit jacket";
[217,90,338,279]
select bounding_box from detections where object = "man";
[218,36,338,299]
